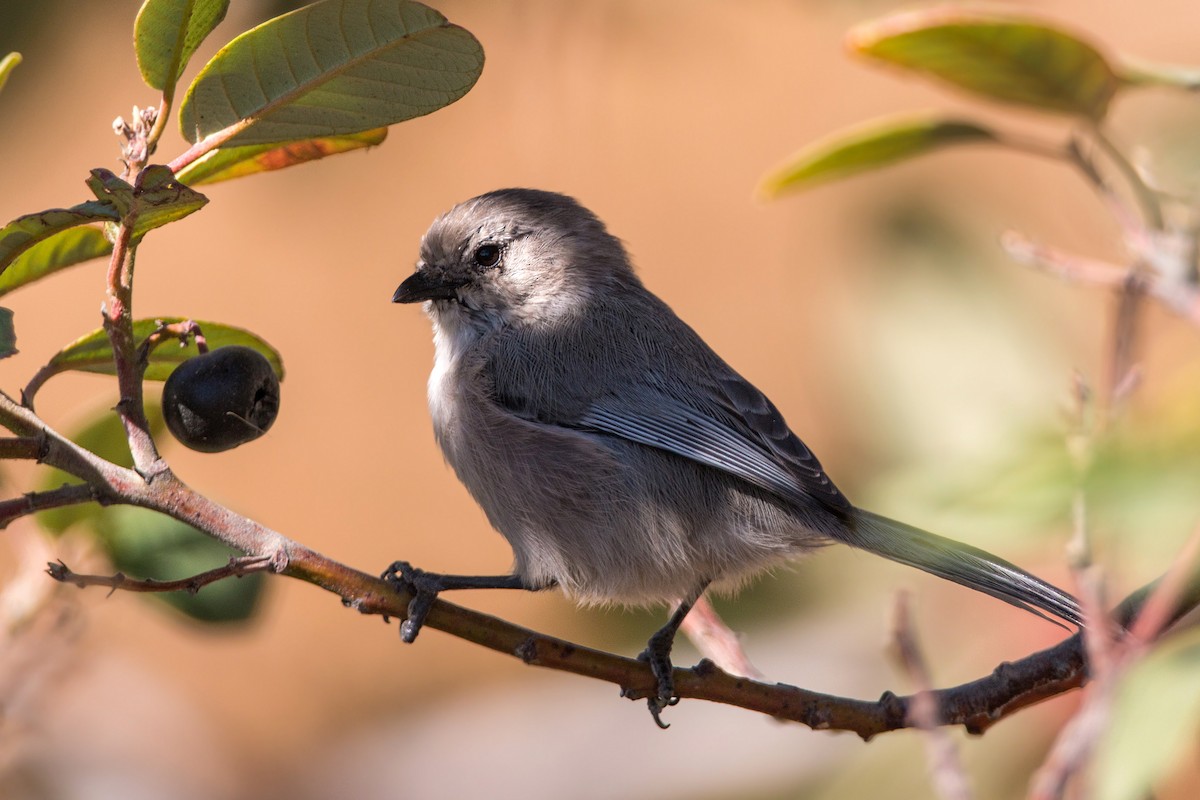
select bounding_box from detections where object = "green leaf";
[176,127,388,185]
[100,507,267,624]
[849,10,1118,120]
[85,167,209,236]
[85,168,136,217]
[44,317,284,384]
[760,116,997,197]
[0,308,15,360]
[38,403,167,535]
[0,226,112,297]
[1094,628,1200,800]
[178,0,484,147]
[135,0,230,92]
[129,165,209,234]
[0,202,119,276]
[0,52,21,94]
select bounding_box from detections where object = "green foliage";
[1094,628,1200,800]
[0,227,112,297]
[0,0,484,627]
[135,0,229,93]
[848,10,1118,120]
[101,507,268,623]
[178,0,484,147]
[0,204,120,275]
[760,117,996,197]
[176,127,388,184]
[0,169,207,278]
[37,405,265,623]
[43,317,285,384]
[86,166,209,235]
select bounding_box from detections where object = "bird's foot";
[637,628,680,729]
[381,560,443,643]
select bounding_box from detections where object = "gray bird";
[389,188,1081,726]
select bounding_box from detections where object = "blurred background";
[1,1,1199,798]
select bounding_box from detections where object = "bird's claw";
[637,642,679,729]
[381,560,440,644]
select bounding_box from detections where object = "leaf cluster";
[0,0,483,620]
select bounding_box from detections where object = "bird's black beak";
[392,270,464,303]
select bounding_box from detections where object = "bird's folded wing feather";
[573,378,851,513]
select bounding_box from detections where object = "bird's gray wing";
[574,378,851,514]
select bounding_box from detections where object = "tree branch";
[0,484,98,529]
[47,554,273,594]
[3,367,1196,737]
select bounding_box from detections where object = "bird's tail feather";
[841,509,1083,628]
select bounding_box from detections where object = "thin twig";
[47,554,274,595]
[133,319,207,371]
[889,592,974,800]
[0,484,98,529]
[0,436,44,460]
[1001,231,1200,330]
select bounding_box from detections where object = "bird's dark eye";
[473,244,501,268]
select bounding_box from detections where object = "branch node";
[515,636,538,664]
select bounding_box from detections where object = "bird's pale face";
[395,195,604,336]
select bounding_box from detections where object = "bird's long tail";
[840,509,1083,628]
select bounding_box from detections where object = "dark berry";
[162,345,280,453]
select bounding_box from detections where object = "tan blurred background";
[1,1,1199,798]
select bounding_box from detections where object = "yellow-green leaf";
[129,165,209,234]
[84,167,209,236]
[135,0,230,92]
[0,226,112,297]
[178,0,483,147]
[0,202,119,276]
[44,317,284,383]
[760,116,996,198]
[176,127,388,185]
[0,52,21,94]
[849,10,1118,120]
[1094,628,1200,800]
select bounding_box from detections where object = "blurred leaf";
[135,0,230,92]
[100,506,267,623]
[0,307,15,359]
[0,227,112,297]
[178,0,484,146]
[0,52,21,94]
[1094,628,1200,800]
[0,202,120,275]
[849,10,1118,119]
[38,403,167,535]
[176,127,388,184]
[38,406,265,623]
[761,117,996,197]
[43,317,284,385]
[1120,57,1200,91]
